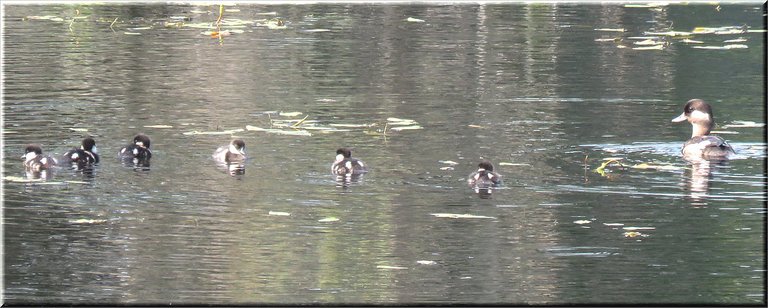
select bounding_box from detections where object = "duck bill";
[671,113,687,123]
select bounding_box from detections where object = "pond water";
[2,3,765,305]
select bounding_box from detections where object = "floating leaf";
[644,31,692,36]
[4,176,43,183]
[416,260,437,265]
[302,28,331,33]
[724,37,747,43]
[633,39,663,46]
[144,125,173,129]
[318,217,339,222]
[69,219,108,224]
[26,15,65,22]
[268,211,291,216]
[595,28,625,32]
[623,226,656,231]
[631,163,682,171]
[623,231,646,238]
[499,162,530,166]
[329,123,375,128]
[389,125,423,131]
[279,111,303,117]
[245,126,312,136]
[633,45,665,50]
[386,117,418,125]
[430,213,496,219]
[722,121,765,128]
[377,265,408,270]
[680,38,704,44]
[693,44,748,50]
[406,17,425,23]
[182,128,244,135]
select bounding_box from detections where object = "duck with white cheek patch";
[23,144,58,172]
[118,134,152,166]
[213,139,246,164]
[671,99,735,160]
[62,137,100,165]
[467,160,503,190]
[23,144,58,180]
[331,148,368,175]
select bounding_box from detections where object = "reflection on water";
[3,3,765,306]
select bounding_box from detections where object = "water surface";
[2,3,765,305]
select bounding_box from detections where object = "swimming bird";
[671,99,735,160]
[62,137,100,165]
[331,148,368,175]
[467,160,502,188]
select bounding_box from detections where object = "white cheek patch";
[689,110,710,122]
[25,152,37,162]
[336,154,345,162]
[91,146,98,154]
[135,141,144,147]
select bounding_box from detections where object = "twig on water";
[109,17,118,32]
